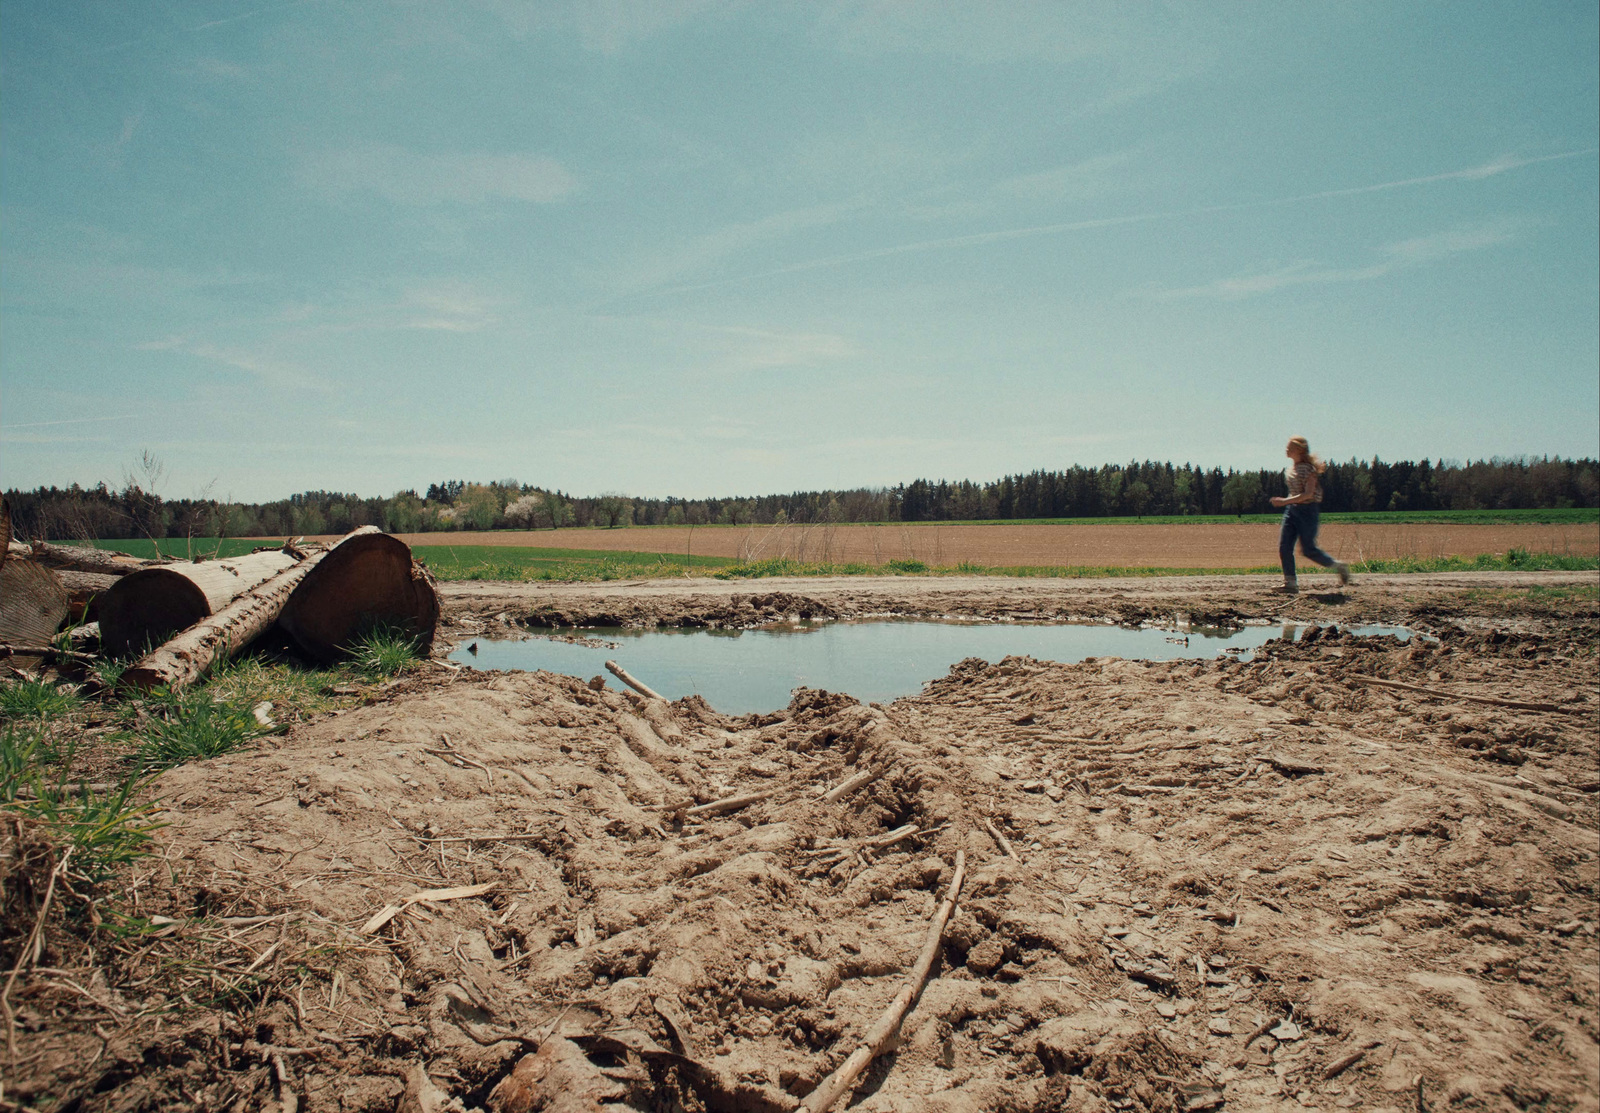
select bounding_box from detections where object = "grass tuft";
[135,690,271,771]
[0,678,84,722]
[347,623,424,678]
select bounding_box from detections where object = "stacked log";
[59,571,119,624]
[1,500,71,654]
[278,529,438,663]
[118,547,337,692]
[120,527,439,692]
[24,541,165,578]
[98,550,301,658]
[4,520,440,689]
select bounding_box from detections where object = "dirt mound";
[6,575,1597,1112]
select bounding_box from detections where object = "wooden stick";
[1323,1040,1382,1079]
[1351,675,1587,716]
[684,789,775,818]
[982,818,1017,859]
[797,849,967,1113]
[0,643,99,663]
[822,766,881,804]
[605,659,664,701]
[1266,755,1324,777]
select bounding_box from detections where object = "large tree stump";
[97,549,302,658]
[278,531,438,663]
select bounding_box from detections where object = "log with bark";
[278,529,438,663]
[21,540,164,578]
[58,571,119,625]
[118,529,373,693]
[98,549,302,658]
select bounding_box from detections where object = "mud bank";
[9,573,1597,1113]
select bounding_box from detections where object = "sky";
[2,1,1597,504]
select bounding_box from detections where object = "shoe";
[1335,562,1351,586]
[1272,583,1299,595]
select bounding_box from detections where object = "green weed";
[347,623,423,678]
[135,691,270,771]
[884,559,929,573]
[12,778,164,881]
[0,678,83,722]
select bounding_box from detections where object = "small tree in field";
[458,485,500,530]
[1221,473,1262,517]
[1125,480,1152,519]
[596,494,632,528]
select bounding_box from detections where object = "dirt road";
[16,572,1597,1112]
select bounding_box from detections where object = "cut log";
[98,549,301,658]
[278,529,438,663]
[0,560,70,653]
[119,533,370,693]
[57,570,118,625]
[23,541,162,578]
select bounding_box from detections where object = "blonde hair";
[1288,436,1326,474]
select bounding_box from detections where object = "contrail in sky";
[2,414,149,430]
[642,148,1596,299]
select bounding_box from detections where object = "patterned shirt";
[1286,461,1322,503]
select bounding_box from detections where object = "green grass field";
[408,544,731,581]
[87,537,735,579]
[88,527,1599,583]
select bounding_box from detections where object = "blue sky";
[3,1,1596,503]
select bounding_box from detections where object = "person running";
[1269,436,1351,594]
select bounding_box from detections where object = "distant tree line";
[6,456,1596,542]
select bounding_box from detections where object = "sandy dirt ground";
[8,572,1598,1113]
[386,522,1599,568]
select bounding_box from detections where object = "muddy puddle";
[449,618,1416,713]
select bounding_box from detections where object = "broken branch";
[821,765,881,804]
[797,848,967,1113]
[605,659,664,701]
[1350,675,1586,716]
[683,789,776,818]
[982,818,1017,859]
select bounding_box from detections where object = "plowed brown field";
[393,521,1598,568]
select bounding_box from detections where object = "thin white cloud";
[1238,150,1593,209]
[299,144,576,206]
[573,0,733,54]
[185,342,334,393]
[85,0,325,55]
[193,57,253,81]
[995,151,1134,201]
[702,324,857,371]
[1152,221,1522,300]
[603,199,863,293]
[404,284,503,332]
[632,151,1588,299]
[647,210,1171,297]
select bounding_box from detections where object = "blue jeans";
[1279,504,1336,580]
